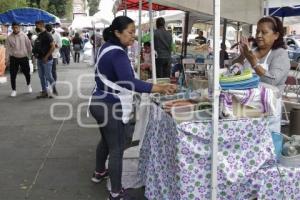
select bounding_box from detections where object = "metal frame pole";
[137,0,142,78]
[148,0,157,83]
[211,0,220,199]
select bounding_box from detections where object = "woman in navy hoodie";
[89,16,177,200]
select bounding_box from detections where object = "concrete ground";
[0,61,146,200]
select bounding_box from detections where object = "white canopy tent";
[267,0,300,8]
[70,16,93,29]
[266,0,300,25]
[70,14,110,30]
[92,11,113,25]
[152,0,263,25]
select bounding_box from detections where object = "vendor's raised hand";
[239,36,256,66]
[239,36,250,55]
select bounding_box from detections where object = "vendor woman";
[89,16,177,200]
[233,16,290,133]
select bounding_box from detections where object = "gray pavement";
[0,62,145,200]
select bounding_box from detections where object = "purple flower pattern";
[138,105,300,200]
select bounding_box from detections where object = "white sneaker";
[28,85,32,93]
[11,90,17,97]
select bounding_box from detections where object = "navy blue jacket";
[92,41,153,103]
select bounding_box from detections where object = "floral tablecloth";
[138,104,300,200]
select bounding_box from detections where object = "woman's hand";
[152,83,177,95]
[239,36,257,66]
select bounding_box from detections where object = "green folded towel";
[220,68,253,83]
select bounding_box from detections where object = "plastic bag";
[29,59,33,74]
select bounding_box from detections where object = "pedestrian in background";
[5,22,32,97]
[46,24,62,81]
[154,17,172,78]
[195,30,207,45]
[61,32,71,65]
[72,32,83,63]
[90,30,102,61]
[33,20,57,98]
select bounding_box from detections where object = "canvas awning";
[269,5,300,17]
[114,0,176,11]
[114,0,263,25]
[0,7,60,26]
[151,0,263,25]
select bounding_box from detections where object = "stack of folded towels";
[219,63,259,90]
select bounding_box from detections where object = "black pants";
[52,58,58,81]
[9,56,31,90]
[155,58,171,78]
[61,46,70,64]
[74,51,80,63]
[89,99,134,193]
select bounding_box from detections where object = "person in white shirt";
[46,24,62,81]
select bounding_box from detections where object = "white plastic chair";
[284,63,300,100]
[182,58,195,70]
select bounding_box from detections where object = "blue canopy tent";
[0,7,60,26]
[269,5,300,19]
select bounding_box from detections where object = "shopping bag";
[29,59,34,74]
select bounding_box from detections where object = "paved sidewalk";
[0,62,145,200]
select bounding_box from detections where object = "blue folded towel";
[220,74,260,90]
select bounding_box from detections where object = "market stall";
[112,0,300,199]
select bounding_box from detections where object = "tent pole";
[182,11,189,57]
[236,22,240,50]
[211,0,220,199]
[148,0,157,83]
[93,22,96,62]
[265,0,269,16]
[137,0,142,79]
[221,18,227,67]
[222,19,227,45]
[124,0,127,16]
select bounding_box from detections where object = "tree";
[27,0,40,8]
[40,0,49,10]
[0,0,28,13]
[87,0,100,16]
[47,4,56,15]
[25,0,72,19]
[0,0,72,20]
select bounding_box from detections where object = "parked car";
[285,35,300,63]
[174,33,199,45]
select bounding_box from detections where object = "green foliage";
[87,0,100,16]
[40,0,49,10]
[64,0,72,20]
[0,0,28,13]
[47,4,56,15]
[0,0,77,20]
[27,0,40,8]
[25,0,72,18]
